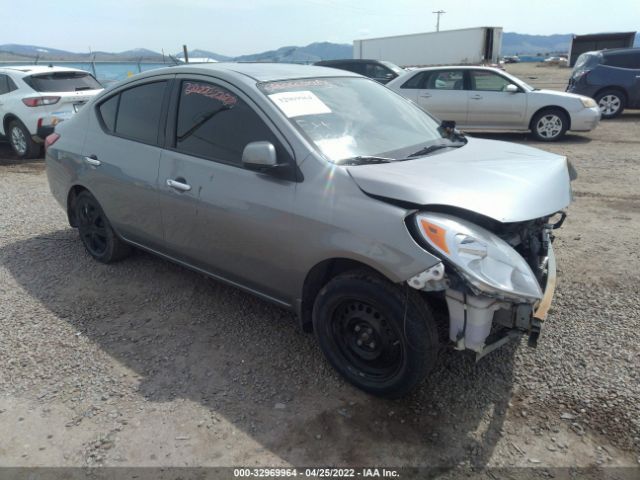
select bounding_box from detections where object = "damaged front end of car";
[406,210,566,360]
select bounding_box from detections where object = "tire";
[74,191,132,263]
[530,109,569,142]
[8,119,41,159]
[595,89,625,119]
[312,270,439,398]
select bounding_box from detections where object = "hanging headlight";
[414,212,543,303]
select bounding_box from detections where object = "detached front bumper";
[444,244,557,360]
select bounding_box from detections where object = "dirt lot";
[0,64,639,474]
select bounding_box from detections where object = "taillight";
[22,96,61,107]
[44,133,60,152]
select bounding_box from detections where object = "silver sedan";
[46,63,573,397]
[386,66,601,141]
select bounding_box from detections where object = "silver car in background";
[46,63,574,397]
[386,66,600,141]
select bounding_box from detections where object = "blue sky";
[1,0,639,55]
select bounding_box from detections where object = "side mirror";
[242,141,277,172]
[505,84,519,93]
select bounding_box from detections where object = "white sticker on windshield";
[269,91,331,118]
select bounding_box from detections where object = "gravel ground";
[0,64,639,472]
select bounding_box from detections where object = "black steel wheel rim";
[78,198,108,256]
[330,299,404,382]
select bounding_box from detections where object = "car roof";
[133,62,361,83]
[399,65,501,73]
[601,47,640,56]
[316,59,383,64]
[0,65,90,76]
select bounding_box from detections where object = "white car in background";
[0,66,103,158]
[386,66,601,141]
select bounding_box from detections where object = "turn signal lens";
[420,219,449,254]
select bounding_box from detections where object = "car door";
[81,77,172,250]
[158,75,297,304]
[414,69,468,124]
[466,70,527,129]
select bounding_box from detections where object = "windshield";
[24,71,103,92]
[259,77,452,163]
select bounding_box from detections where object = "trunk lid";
[346,137,572,223]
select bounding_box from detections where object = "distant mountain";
[0,44,166,61]
[175,49,231,62]
[0,43,74,57]
[502,33,574,55]
[233,42,351,63]
[2,34,638,64]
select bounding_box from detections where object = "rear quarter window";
[24,71,102,92]
[603,52,640,69]
[98,95,119,132]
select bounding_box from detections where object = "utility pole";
[183,44,189,63]
[433,10,445,32]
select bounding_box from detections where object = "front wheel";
[312,271,439,398]
[530,109,569,142]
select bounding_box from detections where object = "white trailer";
[353,27,503,67]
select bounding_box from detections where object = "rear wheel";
[530,109,569,141]
[312,270,439,398]
[75,191,132,263]
[595,90,625,119]
[8,120,41,159]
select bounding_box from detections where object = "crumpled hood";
[347,137,572,223]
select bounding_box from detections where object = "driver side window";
[471,70,511,91]
[175,80,290,166]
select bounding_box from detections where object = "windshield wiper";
[336,156,393,166]
[177,105,233,142]
[407,142,465,158]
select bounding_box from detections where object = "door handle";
[84,155,101,166]
[470,94,483,100]
[166,178,192,192]
[419,93,432,98]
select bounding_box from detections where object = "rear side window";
[338,63,365,75]
[603,52,640,69]
[24,71,102,92]
[428,70,465,90]
[115,81,167,144]
[175,80,286,166]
